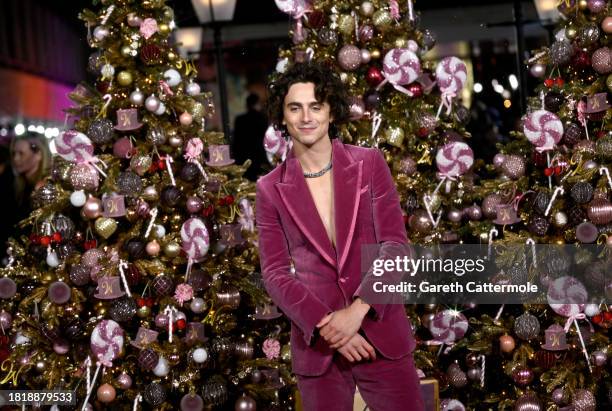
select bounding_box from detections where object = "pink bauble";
[337,45,362,71]
[48,281,71,304]
[146,240,161,256]
[591,47,612,74]
[274,0,307,17]
[83,196,103,219]
[97,383,116,403]
[117,373,132,389]
[603,17,612,34]
[348,96,366,120]
[179,112,193,126]
[113,137,134,159]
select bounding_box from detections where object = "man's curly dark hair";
[267,62,350,138]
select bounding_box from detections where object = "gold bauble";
[566,26,578,40]
[125,208,138,223]
[394,38,408,48]
[280,344,292,363]
[96,306,107,316]
[578,0,588,10]
[142,185,159,202]
[339,72,348,83]
[384,126,405,148]
[370,49,381,59]
[170,213,183,225]
[337,14,355,36]
[41,273,55,284]
[167,51,177,61]
[35,360,47,373]
[117,71,133,86]
[164,242,181,258]
[163,6,174,20]
[372,10,392,30]
[190,102,205,119]
[121,46,132,57]
[158,23,170,35]
[95,217,118,239]
[142,0,163,9]
[552,236,566,245]
[137,305,151,318]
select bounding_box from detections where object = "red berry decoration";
[137,298,146,307]
[407,82,423,98]
[544,168,553,177]
[366,66,384,87]
[40,236,51,247]
[417,127,430,138]
[225,195,234,205]
[554,166,562,175]
[146,297,154,307]
[593,314,603,324]
[52,232,62,243]
[157,159,166,170]
[544,78,554,88]
[176,319,186,330]
[554,77,564,87]
[603,311,612,321]
[202,205,214,217]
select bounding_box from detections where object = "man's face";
[282,82,333,148]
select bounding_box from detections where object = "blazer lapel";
[275,153,337,268]
[332,139,362,273]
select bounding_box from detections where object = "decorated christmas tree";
[271,1,611,410]
[0,1,296,410]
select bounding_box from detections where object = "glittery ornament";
[528,215,550,236]
[562,122,583,146]
[596,135,612,157]
[534,350,556,369]
[95,217,118,239]
[152,275,174,296]
[69,164,99,191]
[180,163,200,183]
[416,112,438,133]
[138,347,159,370]
[70,264,91,287]
[501,155,526,179]
[88,52,104,74]
[512,365,534,386]
[578,23,600,47]
[400,157,417,175]
[591,47,612,74]
[570,182,593,204]
[571,389,596,411]
[550,41,573,65]
[109,296,137,322]
[447,364,468,388]
[358,25,374,42]
[409,209,433,234]
[514,312,540,340]
[234,341,254,360]
[125,239,146,259]
[482,193,502,219]
[146,126,166,145]
[337,14,355,35]
[87,119,114,145]
[591,350,607,367]
[140,43,161,65]
[116,172,142,197]
[552,388,569,405]
[530,63,546,77]
[405,192,418,213]
[372,9,392,30]
[180,393,204,411]
[421,29,436,50]
[384,126,405,147]
[337,45,361,71]
[52,214,75,241]
[318,27,337,46]
[568,205,587,226]
[587,198,612,224]
[201,377,228,406]
[235,394,256,411]
[144,382,166,406]
[514,393,541,411]
[187,269,212,292]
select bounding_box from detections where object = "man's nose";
[301,109,311,122]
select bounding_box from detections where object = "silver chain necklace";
[303,160,332,178]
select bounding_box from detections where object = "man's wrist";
[351,298,371,319]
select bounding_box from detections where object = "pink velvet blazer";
[256,138,415,376]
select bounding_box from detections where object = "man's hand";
[337,333,377,363]
[316,298,371,348]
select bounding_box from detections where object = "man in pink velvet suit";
[256,63,424,411]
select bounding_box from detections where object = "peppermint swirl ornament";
[180,218,210,262]
[90,319,124,366]
[436,142,474,177]
[436,56,467,94]
[55,130,95,163]
[523,110,563,152]
[429,309,468,344]
[381,48,421,93]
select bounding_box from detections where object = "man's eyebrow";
[286,101,322,106]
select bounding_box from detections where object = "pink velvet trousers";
[296,352,425,411]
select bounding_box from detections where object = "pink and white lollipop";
[274,0,308,17]
[546,276,592,372]
[264,125,290,164]
[546,276,587,318]
[429,309,468,344]
[436,142,474,178]
[90,319,124,366]
[441,399,466,411]
[181,217,210,262]
[55,130,95,163]
[435,57,467,117]
[379,48,421,95]
[436,57,467,94]
[523,110,563,152]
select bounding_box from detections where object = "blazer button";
[339,277,347,283]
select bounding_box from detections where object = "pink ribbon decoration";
[159,80,174,97]
[139,18,158,39]
[262,338,281,360]
[389,0,400,20]
[577,100,590,140]
[184,138,208,181]
[174,283,194,305]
